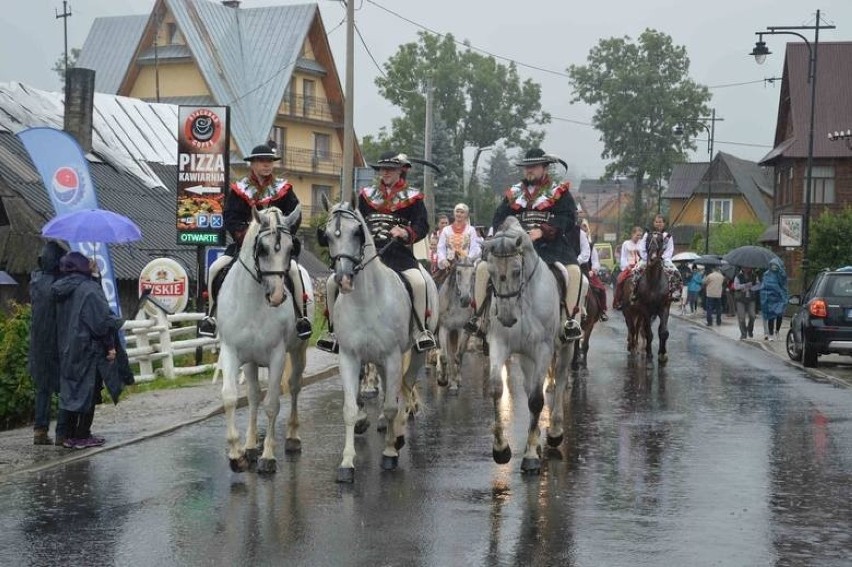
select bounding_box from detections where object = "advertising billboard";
[177,106,229,246]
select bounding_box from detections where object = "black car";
[786,267,852,368]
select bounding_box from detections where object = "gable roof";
[717,152,773,224]
[78,0,318,158]
[761,41,852,164]
[665,162,708,199]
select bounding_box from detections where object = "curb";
[672,312,851,389]
[2,364,339,480]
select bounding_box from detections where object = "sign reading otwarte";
[177,106,229,246]
[138,258,189,316]
[17,127,122,316]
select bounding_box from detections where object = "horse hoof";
[381,455,399,471]
[659,354,668,364]
[376,416,388,432]
[257,458,277,474]
[229,455,250,473]
[336,467,355,484]
[448,385,460,396]
[244,448,260,463]
[546,433,563,448]
[354,418,370,435]
[394,435,405,451]
[521,457,541,475]
[361,388,379,399]
[284,438,302,454]
[436,374,448,387]
[492,446,512,465]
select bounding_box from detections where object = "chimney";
[63,67,96,153]
[222,1,240,8]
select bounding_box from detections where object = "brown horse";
[623,232,671,362]
[572,280,602,369]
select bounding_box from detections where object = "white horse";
[322,198,438,483]
[217,205,308,474]
[483,217,574,474]
[435,258,476,393]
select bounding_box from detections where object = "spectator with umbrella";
[760,258,788,341]
[733,266,761,340]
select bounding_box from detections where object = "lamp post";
[750,9,835,292]
[467,145,493,222]
[674,108,723,254]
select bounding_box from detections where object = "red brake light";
[809,298,827,318]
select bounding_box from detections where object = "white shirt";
[638,231,674,262]
[620,238,642,270]
[577,231,591,265]
[437,223,481,264]
[590,246,601,272]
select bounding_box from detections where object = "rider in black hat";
[199,143,312,339]
[316,150,437,353]
[467,148,584,343]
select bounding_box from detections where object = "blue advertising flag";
[17,127,122,316]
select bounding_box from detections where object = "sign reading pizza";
[138,258,190,316]
[177,106,230,246]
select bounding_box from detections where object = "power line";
[707,78,782,89]
[355,23,386,78]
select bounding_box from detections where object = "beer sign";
[177,106,230,246]
[138,258,189,316]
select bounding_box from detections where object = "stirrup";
[316,333,339,354]
[560,319,583,343]
[296,317,312,340]
[414,330,437,352]
[599,312,609,322]
[198,316,217,337]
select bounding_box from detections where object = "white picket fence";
[121,307,218,383]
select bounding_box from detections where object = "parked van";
[594,242,615,271]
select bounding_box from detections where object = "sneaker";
[75,436,106,449]
[33,429,52,446]
[768,335,775,342]
[198,316,217,337]
[54,436,66,447]
[414,330,437,352]
[296,317,313,340]
[316,333,339,354]
[62,438,79,449]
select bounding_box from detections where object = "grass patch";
[122,372,212,395]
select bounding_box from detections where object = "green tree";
[568,29,711,230]
[808,207,852,277]
[374,32,550,178]
[51,47,81,85]
[706,221,765,255]
[431,114,464,217]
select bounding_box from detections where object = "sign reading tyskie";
[177,106,229,246]
[138,258,189,316]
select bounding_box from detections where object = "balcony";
[280,93,343,124]
[281,147,342,177]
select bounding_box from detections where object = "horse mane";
[240,207,280,257]
[491,216,534,256]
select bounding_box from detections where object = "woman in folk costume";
[579,219,609,322]
[629,213,683,303]
[467,147,583,343]
[199,144,312,339]
[317,151,437,353]
[437,202,482,269]
[613,226,644,309]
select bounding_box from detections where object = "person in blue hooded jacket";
[760,257,788,341]
[52,252,122,449]
[27,241,67,445]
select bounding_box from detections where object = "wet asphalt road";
[1,318,851,567]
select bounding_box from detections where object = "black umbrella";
[695,254,724,266]
[722,245,780,269]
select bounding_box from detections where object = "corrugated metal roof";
[165,0,317,157]
[0,82,178,188]
[719,152,773,224]
[762,42,852,163]
[137,44,194,62]
[76,15,148,94]
[296,57,327,75]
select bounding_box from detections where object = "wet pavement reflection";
[1,318,851,566]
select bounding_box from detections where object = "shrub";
[0,303,35,430]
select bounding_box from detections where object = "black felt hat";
[244,144,281,162]
[514,148,558,167]
[369,151,412,170]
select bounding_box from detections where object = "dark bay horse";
[572,288,601,369]
[623,232,671,363]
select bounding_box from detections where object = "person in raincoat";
[27,241,67,445]
[760,257,788,341]
[52,252,122,449]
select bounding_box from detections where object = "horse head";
[452,257,476,308]
[483,217,535,327]
[646,231,667,265]
[245,205,299,307]
[321,195,372,293]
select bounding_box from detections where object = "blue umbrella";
[41,208,142,243]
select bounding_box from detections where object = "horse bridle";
[240,217,292,284]
[327,208,394,276]
[489,235,539,300]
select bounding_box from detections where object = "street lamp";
[674,108,723,254]
[828,129,852,151]
[750,9,835,292]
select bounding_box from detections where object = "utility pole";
[341,0,355,201]
[55,1,72,79]
[153,6,161,103]
[423,78,435,223]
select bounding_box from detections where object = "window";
[804,165,835,204]
[268,126,286,154]
[313,133,331,159]
[303,79,316,116]
[704,198,732,223]
[166,22,182,44]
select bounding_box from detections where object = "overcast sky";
[2,0,850,182]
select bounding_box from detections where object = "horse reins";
[327,208,395,276]
[240,213,293,284]
[489,234,539,300]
